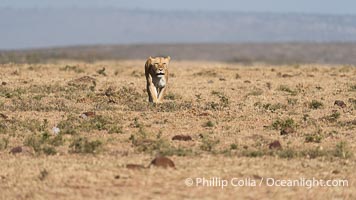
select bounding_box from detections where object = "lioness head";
[148,56,170,78]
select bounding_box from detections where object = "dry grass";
[0,60,355,199]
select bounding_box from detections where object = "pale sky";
[1,0,356,15]
[1,0,356,49]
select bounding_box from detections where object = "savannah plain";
[0,59,355,199]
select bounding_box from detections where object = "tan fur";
[145,56,170,103]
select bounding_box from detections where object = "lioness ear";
[166,56,171,61]
[148,56,153,61]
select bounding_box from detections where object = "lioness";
[145,56,170,103]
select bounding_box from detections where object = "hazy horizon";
[1,1,356,50]
[2,0,356,15]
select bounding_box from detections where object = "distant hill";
[1,43,356,65]
[1,8,356,49]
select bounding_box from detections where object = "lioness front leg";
[147,84,159,103]
[157,87,166,103]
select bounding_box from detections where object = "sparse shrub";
[195,93,202,102]
[89,81,96,92]
[69,137,102,154]
[130,128,192,156]
[60,65,84,73]
[219,95,229,106]
[271,118,295,130]
[130,129,157,154]
[309,100,323,109]
[133,117,143,128]
[58,114,123,134]
[350,85,356,91]
[255,103,287,112]
[164,92,182,100]
[24,132,63,154]
[0,138,9,150]
[303,147,327,159]
[266,82,272,89]
[39,169,49,181]
[303,114,309,122]
[162,147,193,156]
[147,101,193,112]
[328,130,339,137]
[68,76,97,90]
[57,116,78,135]
[24,135,42,152]
[117,86,142,100]
[333,142,352,159]
[348,98,356,109]
[0,121,11,134]
[277,148,297,159]
[39,119,49,132]
[193,70,217,77]
[200,137,219,152]
[235,144,354,159]
[247,88,263,96]
[203,120,215,128]
[254,102,262,107]
[41,145,57,155]
[109,86,149,111]
[278,85,297,96]
[87,115,109,131]
[145,139,171,155]
[242,150,265,157]
[0,117,51,135]
[0,87,26,99]
[108,125,123,134]
[305,134,323,143]
[323,111,341,122]
[209,91,229,109]
[230,144,238,150]
[97,67,107,76]
[287,98,298,105]
[33,94,45,101]
[9,98,70,112]
[206,102,220,110]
